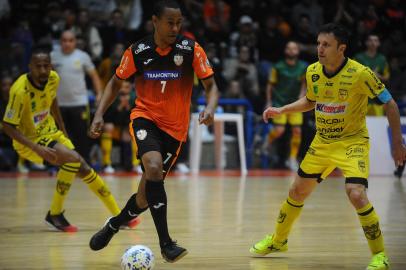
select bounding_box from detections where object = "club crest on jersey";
[136,129,147,140]
[134,43,150,54]
[174,54,183,66]
[312,74,320,82]
[339,89,348,100]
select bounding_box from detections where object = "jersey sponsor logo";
[316,117,344,124]
[136,129,147,140]
[347,67,356,73]
[311,74,320,82]
[325,82,333,86]
[176,43,192,51]
[143,58,153,65]
[340,81,352,86]
[307,147,316,155]
[118,55,129,75]
[341,74,352,78]
[5,109,15,119]
[358,160,366,172]
[346,145,366,158]
[315,102,347,115]
[339,89,349,100]
[144,70,181,80]
[33,110,49,125]
[134,43,151,54]
[317,126,344,133]
[173,54,183,66]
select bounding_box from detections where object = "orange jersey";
[116,35,213,141]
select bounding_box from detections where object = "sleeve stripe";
[306,96,316,102]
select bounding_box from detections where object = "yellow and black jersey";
[3,71,60,144]
[306,58,386,142]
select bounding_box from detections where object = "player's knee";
[288,185,309,202]
[292,127,302,136]
[346,187,365,205]
[274,127,285,137]
[143,160,163,179]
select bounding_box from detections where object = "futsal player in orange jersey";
[88,0,219,263]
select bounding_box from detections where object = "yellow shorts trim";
[273,112,303,126]
[14,130,75,164]
[300,136,369,180]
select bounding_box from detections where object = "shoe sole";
[45,220,78,232]
[162,250,188,263]
[249,247,288,257]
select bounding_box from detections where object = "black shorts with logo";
[131,117,183,177]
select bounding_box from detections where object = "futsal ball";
[121,245,155,270]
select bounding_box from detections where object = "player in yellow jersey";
[2,48,138,232]
[250,23,406,270]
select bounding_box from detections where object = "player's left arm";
[384,98,406,166]
[360,67,406,165]
[193,42,219,126]
[200,76,219,125]
[50,98,68,137]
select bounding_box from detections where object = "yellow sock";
[268,129,279,144]
[50,162,80,215]
[101,133,113,166]
[82,169,120,215]
[357,203,385,254]
[132,140,140,166]
[274,196,304,242]
[290,132,301,159]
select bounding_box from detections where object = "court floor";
[0,171,405,270]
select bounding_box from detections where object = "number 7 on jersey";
[160,81,167,93]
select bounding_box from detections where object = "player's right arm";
[263,70,315,123]
[89,46,136,139]
[262,96,315,123]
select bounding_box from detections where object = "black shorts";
[131,117,183,177]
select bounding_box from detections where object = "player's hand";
[33,144,58,164]
[392,142,406,166]
[89,114,104,138]
[262,106,282,123]
[199,107,214,126]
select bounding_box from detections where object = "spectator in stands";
[78,0,117,24]
[223,45,261,113]
[263,41,307,170]
[72,8,103,62]
[0,75,17,171]
[100,9,132,58]
[229,15,258,61]
[257,14,287,86]
[388,57,406,113]
[292,14,317,63]
[203,0,231,43]
[355,34,390,116]
[51,30,103,163]
[291,0,323,35]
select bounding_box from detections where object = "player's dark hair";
[318,23,349,46]
[31,45,51,58]
[153,0,181,17]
